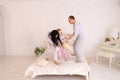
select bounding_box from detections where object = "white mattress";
[25,50,90,79]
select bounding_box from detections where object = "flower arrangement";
[34,47,46,56]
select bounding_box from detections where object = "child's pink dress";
[57,47,66,60]
[53,46,67,62]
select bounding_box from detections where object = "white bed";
[25,50,90,80]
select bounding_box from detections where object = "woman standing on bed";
[68,15,85,63]
[49,30,67,65]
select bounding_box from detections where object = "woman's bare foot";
[54,61,60,65]
[76,60,82,63]
[86,58,91,65]
[65,58,67,61]
[46,58,49,61]
[71,53,75,56]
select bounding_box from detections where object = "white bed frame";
[25,51,90,80]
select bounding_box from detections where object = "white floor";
[0,56,120,80]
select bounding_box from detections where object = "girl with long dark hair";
[49,30,67,65]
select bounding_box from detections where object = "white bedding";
[25,50,90,80]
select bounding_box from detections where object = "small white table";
[96,40,120,68]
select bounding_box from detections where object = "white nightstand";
[96,50,115,68]
[119,61,120,70]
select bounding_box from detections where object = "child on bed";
[57,28,73,53]
[49,30,67,65]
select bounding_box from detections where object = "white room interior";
[0,11,5,56]
[0,0,120,80]
[0,0,120,56]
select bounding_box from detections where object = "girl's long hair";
[49,30,62,46]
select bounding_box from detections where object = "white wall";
[0,0,120,56]
[0,11,5,56]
